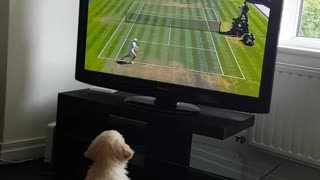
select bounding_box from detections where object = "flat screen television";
[75,0,283,113]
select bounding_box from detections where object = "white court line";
[115,3,145,60]
[131,40,217,52]
[202,7,220,10]
[136,10,203,19]
[135,1,217,11]
[98,57,245,80]
[98,17,126,58]
[212,9,246,79]
[202,8,225,75]
[98,1,137,58]
[168,13,172,45]
[129,12,207,21]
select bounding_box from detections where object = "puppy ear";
[122,144,134,160]
[85,135,102,160]
[113,141,134,161]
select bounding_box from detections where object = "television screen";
[77,0,282,112]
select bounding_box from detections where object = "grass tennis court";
[85,0,269,97]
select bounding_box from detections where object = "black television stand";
[53,89,255,179]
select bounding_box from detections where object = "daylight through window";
[298,0,320,39]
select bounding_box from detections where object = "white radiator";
[249,62,320,166]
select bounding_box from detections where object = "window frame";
[278,0,320,65]
[278,0,320,57]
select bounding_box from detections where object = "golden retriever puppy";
[84,130,134,180]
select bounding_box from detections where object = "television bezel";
[75,0,283,113]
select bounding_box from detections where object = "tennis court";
[98,1,245,79]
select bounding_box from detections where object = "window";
[277,0,320,68]
[279,0,320,52]
[298,0,320,39]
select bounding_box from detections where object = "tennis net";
[125,12,221,32]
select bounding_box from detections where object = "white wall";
[1,0,88,158]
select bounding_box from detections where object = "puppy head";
[84,130,134,162]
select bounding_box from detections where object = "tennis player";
[121,38,138,64]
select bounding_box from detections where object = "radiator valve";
[235,136,246,144]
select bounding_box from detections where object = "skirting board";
[0,137,46,161]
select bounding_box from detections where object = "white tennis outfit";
[129,41,137,56]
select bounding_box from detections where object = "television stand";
[53,89,255,179]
